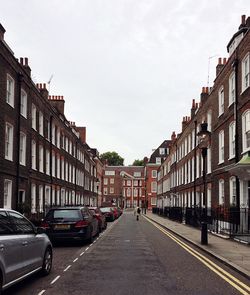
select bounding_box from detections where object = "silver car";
[0,209,52,293]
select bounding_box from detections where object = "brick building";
[103,166,145,208]
[145,140,171,209]
[156,15,250,236]
[0,23,100,219]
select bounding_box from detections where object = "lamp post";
[197,122,211,245]
[96,178,100,207]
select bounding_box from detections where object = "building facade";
[103,166,145,208]
[156,15,250,237]
[0,23,99,219]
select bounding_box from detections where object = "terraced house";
[0,23,100,219]
[157,15,250,240]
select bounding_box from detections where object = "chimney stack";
[171,131,176,141]
[216,57,225,76]
[191,99,197,119]
[241,15,246,26]
[19,57,31,76]
[48,95,65,114]
[36,83,49,100]
[200,86,209,104]
[76,127,86,143]
[0,23,5,41]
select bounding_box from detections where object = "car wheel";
[41,247,52,276]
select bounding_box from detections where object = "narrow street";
[5,211,250,295]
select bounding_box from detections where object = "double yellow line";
[143,215,250,295]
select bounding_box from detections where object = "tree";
[132,159,144,166]
[100,151,124,166]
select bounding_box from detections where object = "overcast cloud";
[1,1,250,164]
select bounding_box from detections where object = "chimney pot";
[242,15,246,25]
[43,83,46,89]
[218,57,222,65]
[24,57,28,66]
[223,57,227,65]
[20,57,24,65]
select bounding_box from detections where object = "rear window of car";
[100,207,111,213]
[47,209,81,220]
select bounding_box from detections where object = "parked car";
[88,207,107,232]
[100,207,115,222]
[0,209,52,293]
[117,207,123,216]
[41,206,99,244]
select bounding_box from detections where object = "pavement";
[144,211,250,280]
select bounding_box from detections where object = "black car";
[41,207,99,244]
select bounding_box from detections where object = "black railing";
[153,206,250,242]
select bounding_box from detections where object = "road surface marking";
[50,275,60,285]
[144,216,250,295]
[85,247,89,251]
[89,243,93,247]
[38,290,46,295]
[73,258,78,263]
[63,265,72,272]
[80,251,85,256]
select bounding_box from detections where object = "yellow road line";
[144,215,250,295]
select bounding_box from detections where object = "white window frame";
[31,183,37,213]
[219,179,225,205]
[228,72,235,106]
[39,145,44,173]
[4,179,12,209]
[57,155,61,179]
[20,89,27,118]
[39,185,44,213]
[46,149,50,175]
[39,111,44,136]
[152,170,157,178]
[19,132,26,166]
[242,53,250,92]
[229,176,236,206]
[31,140,36,170]
[218,130,224,164]
[156,157,161,164]
[5,123,13,161]
[242,109,250,152]
[218,86,224,116]
[151,181,157,193]
[6,74,15,107]
[31,104,37,130]
[229,121,236,159]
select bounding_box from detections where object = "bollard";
[201,222,208,245]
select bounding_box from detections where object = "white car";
[0,209,53,293]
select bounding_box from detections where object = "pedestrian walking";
[134,206,141,221]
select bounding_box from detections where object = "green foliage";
[100,151,124,166]
[132,159,144,166]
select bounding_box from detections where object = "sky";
[1,1,250,165]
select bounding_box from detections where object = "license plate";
[54,224,70,230]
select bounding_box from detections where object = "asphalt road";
[4,211,250,295]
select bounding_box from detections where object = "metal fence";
[153,206,250,242]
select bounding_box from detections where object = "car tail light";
[75,220,88,228]
[41,221,50,229]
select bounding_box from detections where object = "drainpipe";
[232,56,240,211]
[15,73,24,210]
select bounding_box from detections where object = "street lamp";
[197,122,211,245]
[96,178,100,207]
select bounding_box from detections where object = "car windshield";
[50,210,80,220]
